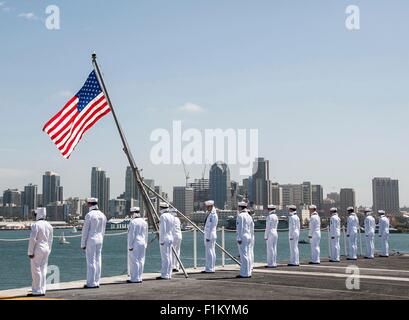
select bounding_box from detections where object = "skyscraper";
[209,161,231,209]
[270,183,282,208]
[2,189,21,206]
[173,187,194,215]
[23,184,38,212]
[312,184,324,210]
[42,171,62,206]
[372,177,400,215]
[340,188,356,216]
[302,181,312,206]
[280,184,303,208]
[91,167,110,214]
[189,178,211,211]
[251,158,271,209]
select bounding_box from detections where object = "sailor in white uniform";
[329,207,341,262]
[157,202,175,280]
[203,200,218,273]
[127,207,148,283]
[27,207,53,297]
[248,209,255,270]
[171,209,183,272]
[288,205,300,266]
[236,202,254,278]
[264,204,278,268]
[378,210,390,257]
[346,207,359,260]
[308,205,321,264]
[81,198,107,289]
[364,208,376,259]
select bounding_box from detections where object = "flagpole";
[91,53,189,278]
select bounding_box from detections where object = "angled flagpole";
[91,53,189,278]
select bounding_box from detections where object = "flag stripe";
[62,107,111,158]
[43,97,78,134]
[59,101,109,154]
[57,97,107,151]
[43,96,77,131]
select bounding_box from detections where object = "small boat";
[59,232,70,245]
[298,239,310,244]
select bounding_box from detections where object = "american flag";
[43,71,111,159]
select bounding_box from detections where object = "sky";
[0,0,408,206]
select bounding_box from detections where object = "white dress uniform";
[288,210,300,266]
[172,213,183,271]
[236,209,254,277]
[159,208,175,279]
[204,207,218,272]
[379,212,390,257]
[264,208,278,267]
[81,204,107,288]
[128,215,148,283]
[346,212,359,260]
[364,212,376,259]
[249,212,255,270]
[28,208,53,296]
[309,212,321,264]
[329,211,341,262]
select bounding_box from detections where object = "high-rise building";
[189,178,211,211]
[340,188,356,216]
[125,166,138,200]
[23,184,38,212]
[270,183,282,208]
[302,182,312,206]
[242,177,252,203]
[327,192,340,203]
[251,158,271,209]
[42,171,62,206]
[210,162,231,209]
[281,184,303,208]
[109,198,127,218]
[3,189,21,206]
[173,187,194,215]
[372,177,400,215]
[312,184,324,210]
[91,167,110,214]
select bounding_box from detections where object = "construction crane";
[182,160,190,187]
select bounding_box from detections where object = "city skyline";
[1,1,409,206]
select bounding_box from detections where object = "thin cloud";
[58,90,74,98]
[18,12,39,21]
[178,102,205,114]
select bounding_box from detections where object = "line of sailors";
[26,197,391,296]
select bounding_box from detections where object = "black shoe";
[201,271,215,274]
[156,276,170,280]
[347,258,357,261]
[83,285,99,289]
[309,262,320,265]
[265,266,277,268]
[329,260,340,263]
[287,264,300,267]
[27,293,45,297]
[172,269,180,272]
[364,257,374,259]
[127,280,142,283]
[379,255,389,258]
[236,275,251,278]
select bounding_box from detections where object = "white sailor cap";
[205,200,214,206]
[378,210,385,215]
[87,197,98,203]
[288,205,297,211]
[130,207,140,213]
[238,201,248,208]
[330,207,338,212]
[35,207,47,220]
[347,206,354,211]
[159,202,169,209]
[267,205,276,210]
[309,205,317,210]
[364,208,372,213]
